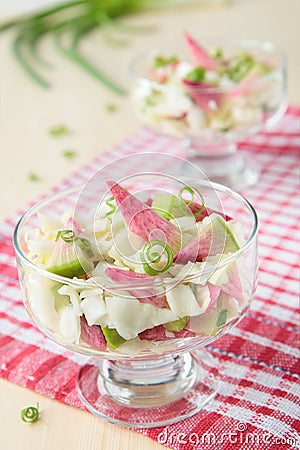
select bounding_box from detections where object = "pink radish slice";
[221,263,244,305]
[173,328,196,338]
[174,226,220,264]
[186,202,231,222]
[184,32,219,70]
[139,325,196,341]
[139,325,167,341]
[107,180,181,253]
[206,283,221,313]
[229,72,268,98]
[80,316,107,350]
[105,267,169,308]
[183,79,223,112]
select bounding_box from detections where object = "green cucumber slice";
[164,316,189,332]
[101,326,126,350]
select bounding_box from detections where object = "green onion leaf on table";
[0,0,181,93]
[49,125,71,136]
[62,149,77,159]
[27,172,40,182]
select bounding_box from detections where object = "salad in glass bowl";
[130,33,287,188]
[14,167,258,427]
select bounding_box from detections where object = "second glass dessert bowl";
[13,170,258,427]
[130,35,287,189]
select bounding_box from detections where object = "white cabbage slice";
[166,283,203,317]
[58,305,80,343]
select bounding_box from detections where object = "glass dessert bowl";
[130,34,287,189]
[13,168,258,427]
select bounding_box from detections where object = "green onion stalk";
[0,0,174,93]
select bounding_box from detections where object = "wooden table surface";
[0,0,299,449]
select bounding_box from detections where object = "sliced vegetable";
[47,219,93,278]
[105,267,168,308]
[183,31,219,70]
[80,316,107,350]
[182,78,224,112]
[107,180,181,253]
[174,214,240,264]
[164,316,188,332]
[101,326,126,350]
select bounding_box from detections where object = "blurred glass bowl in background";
[130,36,287,189]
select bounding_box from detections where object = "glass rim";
[13,181,258,290]
[129,36,287,91]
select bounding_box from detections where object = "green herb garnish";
[101,195,116,218]
[229,53,255,82]
[178,186,205,217]
[106,103,118,112]
[141,240,173,276]
[49,125,70,137]
[21,403,40,423]
[55,230,94,257]
[55,229,75,242]
[185,66,206,83]
[27,172,40,182]
[154,55,178,68]
[212,47,223,59]
[62,149,77,159]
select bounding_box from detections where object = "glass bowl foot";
[76,350,219,428]
[183,141,260,190]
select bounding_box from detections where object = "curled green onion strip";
[141,240,173,276]
[21,403,40,423]
[55,230,93,256]
[178,186,205,217]
[102,196,116,218]
[55,229,75,242]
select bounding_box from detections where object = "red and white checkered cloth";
[0,107,299,449]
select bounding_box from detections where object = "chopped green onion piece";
[27,172,40,182]
[185,66,206,83]
[178,186,194,205]
[101,196,116,218]
[212,47,223,59]
[216,309,228,327]
[106,103,118,112]
[229,53,255,82]
[141,240,173,276]
[55,229,75,243]
[21,403,39,423]
[178,186,205,217]
[48,125,70,136]
[75,237,94,257]
[62,149,76,159]
[154,55,178,68]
